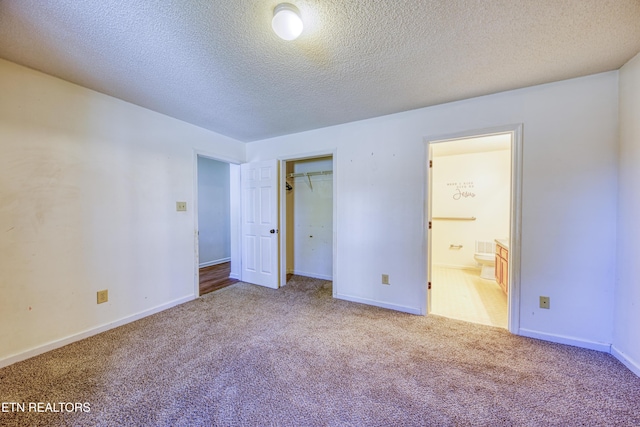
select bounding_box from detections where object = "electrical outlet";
[539,296,550,309]
[97,290,108,304]
[381,274,390,285]
[176,202,187,212]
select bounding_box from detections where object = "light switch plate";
[176,202,187,212]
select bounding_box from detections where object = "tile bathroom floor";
[430,266,507,328]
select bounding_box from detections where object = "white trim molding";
[518,328,612,353]
[291,270,333,280]
[0,295,194,369]
[611,346,640,377]
[199,257,231,268]
[335,293,422,315]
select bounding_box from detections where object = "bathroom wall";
[197,157,231,267]
[431,145,511,269]
[286,157,333,279]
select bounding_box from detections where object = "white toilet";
[474,241,496,280]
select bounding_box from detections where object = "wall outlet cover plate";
[97,290,108,304]
[539,296,550,309]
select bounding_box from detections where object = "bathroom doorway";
[426,126,522,332]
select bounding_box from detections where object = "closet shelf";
[287,170,332,191]
[287,170,333,178]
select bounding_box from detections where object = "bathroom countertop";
[495,238,509,249]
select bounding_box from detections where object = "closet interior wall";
[285,156,333,280]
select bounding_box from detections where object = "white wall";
[432,149,510,269]
[247,71,619,350]
[197,157,231,267]
[0,59,245,366]
[0,54,628,367]
[614,52,640,375]
[286,157,333,279]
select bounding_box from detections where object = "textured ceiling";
[0,1,639,142]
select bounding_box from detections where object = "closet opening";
[281,155,334,288]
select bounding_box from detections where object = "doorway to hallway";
[195,154,241,297]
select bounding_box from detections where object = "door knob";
[270,229,277,234]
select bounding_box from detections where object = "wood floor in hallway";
[430,266,507,328]
[199,262,238,296]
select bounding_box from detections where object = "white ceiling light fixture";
[272,3,303,41]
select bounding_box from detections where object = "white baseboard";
[292,270,332,280]
[0,295,194,369]
[611,345,640,377]
[199,257,231,268]
[229,273,240,280]
[518,328,612,353]
[335,293,421,315]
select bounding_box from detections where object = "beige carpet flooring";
[1,276,639,426]
[431,266,507,328]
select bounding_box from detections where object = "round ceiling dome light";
[272,3,303,41]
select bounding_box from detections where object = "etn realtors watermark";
[2,402,90,413]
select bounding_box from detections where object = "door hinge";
[428,221,432,229]
[429,160,432,168]
[428,282,432,290]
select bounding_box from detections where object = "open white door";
[426,152,433,315]
[241,160,279,289]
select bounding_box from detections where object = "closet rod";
[288,170,333,178]
[432,217,476,221]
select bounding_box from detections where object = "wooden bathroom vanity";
[495,239,509,295]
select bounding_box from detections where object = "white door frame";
[193,150,242,297]
[279,150,338,296]
[423,124,523,333]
